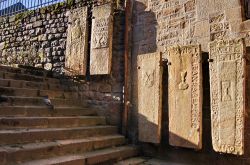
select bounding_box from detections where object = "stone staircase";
[0,65,138,165]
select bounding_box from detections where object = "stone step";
[0,96,86,107]
[0,87,78,99]
[0,106,97,117]
[0,65,50,77]
[0,135,126,165]
[0,116,106,129]
[0,78,67,91]
[115,157,147,165]
[0,126,118,145]
[19,146,139,165]
[0,71,60,84]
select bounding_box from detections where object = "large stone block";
[167,45,202,149]
[137,52,162,143]
[90,3,113,75]
[65,7,88,76]
[209,38,246,155]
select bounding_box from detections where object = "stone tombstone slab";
[90,4,113,75]
[137,52,162,143]
[209,39,246,155]
[65,7,88,76]
[167,45,202,149]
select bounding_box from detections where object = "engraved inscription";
[168,45,202,149]
[209,39,246,155]
[90,4,113,75]
[138,52,162,144]
[65,7,88,76]
[143,70,155,87]
[92,18,109,49]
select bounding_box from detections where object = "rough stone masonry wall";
[130,0,250,164]
[0,0,126,128]
[0,2,70,73]
[0,0,123,73]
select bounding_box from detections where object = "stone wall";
[0,0,125,128]
[129,0,250,164]
[0,0,122,73]
[0,2,69,72]
[79,11,125,127]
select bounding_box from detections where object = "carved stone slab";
[90,4,113,75]
[65,7,88,76]
[209,39,246,155]
[138,52,162,143]
[167,45,202,149]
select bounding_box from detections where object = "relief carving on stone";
[209,38,246,155]
[90,3,113,75]
[138,52,162,144]
[167,45,202,149]
[65,7,88,76]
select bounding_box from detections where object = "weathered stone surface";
[65,7,88,76]
[209,39,246,155]
[167,45,202,149]
[90,3,113,75]
[137,52,162,143]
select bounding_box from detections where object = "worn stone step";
[85,145,139,165]
[0,65,50,77]
[115,157,147,165]
[0,96,86,107]
[19,145,139,165]
[0,106,97,117]
[0,87,78,99]
[0,78,67,91]
[0,116,106,129]
[0,126,118,145]
[0,135,126,165]
[0,71,60,84]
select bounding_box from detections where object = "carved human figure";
[70,19,82,65]
[72,19,82,40]
[65,7,88,76]
[178,71,189,90]
[71,19,81,55]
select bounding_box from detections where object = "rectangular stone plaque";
[209,39,246,155]
[90,4,113,75]
[167,45,202,149]
[138,52,162,143]
[65,7,88,76]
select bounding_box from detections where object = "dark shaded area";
[128,0,157,144]
[245,0,250,19]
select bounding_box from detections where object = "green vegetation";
[15,10,35,23]
[66,0,74,7]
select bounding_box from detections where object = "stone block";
[209,38,246,155]
[194,20,210,37]
[137,52,162,143]
[167,45,203,149]
[225,7,243,22]
[90,3,113,75]
[65,6,88,76]
[33,20,43,28]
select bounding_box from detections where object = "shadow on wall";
[129,0,157,143]
[133,0,201,152]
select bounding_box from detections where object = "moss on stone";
[40,7,47,14]
[3,42,9,49]
[14,10,35,24]
[66,0,74,7]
